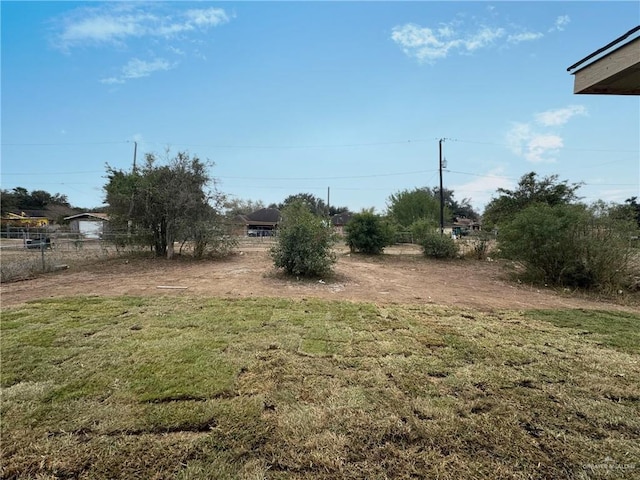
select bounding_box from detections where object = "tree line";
[8,151,639,292]
[0,187,70,214]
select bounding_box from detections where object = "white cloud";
[534,105,587,127]
[100,57,175,84]
[507,31,544,44]
[51,4,231,83]
[391,10,558,63]
[464,26,505,51]
[391,23,505,63]
[100,76,124,85]
[550,15,570,32]
[184,8,230,27]
[167,45,185,56]
[52,5,231,51]
[526,134,563,163]
[506,104,587,163]
[57,14,142,48]
[506,122,563,163]
[451,168,514,210]
[123,58,173,79]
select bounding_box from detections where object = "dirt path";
[2,244,636,311]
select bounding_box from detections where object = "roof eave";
[571,34,640,95]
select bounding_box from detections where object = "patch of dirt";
[1,245,636,311]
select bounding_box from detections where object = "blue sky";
[2,1,639,213]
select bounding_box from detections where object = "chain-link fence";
[0,227,136,282]
[0,225,251,282]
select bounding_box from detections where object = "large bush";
[345,211,395,254]
[483,172,582,229]
[410,219,435,244]
[387,188,443,228]
[421,233,458,259]
[498,203,637,290]
[104,152,225,259]
[270,201,336,277]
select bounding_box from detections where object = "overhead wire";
[2,136,637,153]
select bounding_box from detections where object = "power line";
[217,169,436,181]
[1,141,129,146]
[134,139,428,149]
[2,171,103,176]
[3,136,636,153]
[446,137,639,153]
[446,169,518,181]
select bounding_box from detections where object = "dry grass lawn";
[2,296,639,479]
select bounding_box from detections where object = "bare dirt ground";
[2,242,637,312]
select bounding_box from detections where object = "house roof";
[64,212,110,221]
[568,26,640,95]
[331,212,353,226]
[453,217,481,226]
[4,210,48,219]
[245,208,281,224]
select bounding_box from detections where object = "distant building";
[452,217,481,237]
[64,213,110,239]
[1,211,49,228]
[233,208,281,236]
[331,211,353,235]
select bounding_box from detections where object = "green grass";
[2,297,639,479]
[525,309,640,355]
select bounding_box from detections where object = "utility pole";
[132,141,138,172]
[439,138,444,236]
[128,141,138,237]
[327,186,330,217]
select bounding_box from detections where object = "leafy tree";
[104,151,227,259]
[345,210,395,254]
[1,187,70,213]
[610,197,640,228]
[279,193,328,216]
[328,205,350,216]
[483,172,582,228]
[223,198,265,217]
[626,197,640,228]
[498,202,636,290]
[386,187,444,228]
[0,190,19,214]
[270,201,336,277]
[430,187,479,220]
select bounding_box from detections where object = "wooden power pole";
[439,139,444,236]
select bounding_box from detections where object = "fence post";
[41,233,46,272]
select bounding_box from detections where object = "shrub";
[410,219,435,245]
[270,201,336,277]
[471,232,492,260]
[345,211,395,254]
[421,233,458,259]
[184,221,237,259]
[498,203,637,290]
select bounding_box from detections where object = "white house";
[64,213,109,239]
